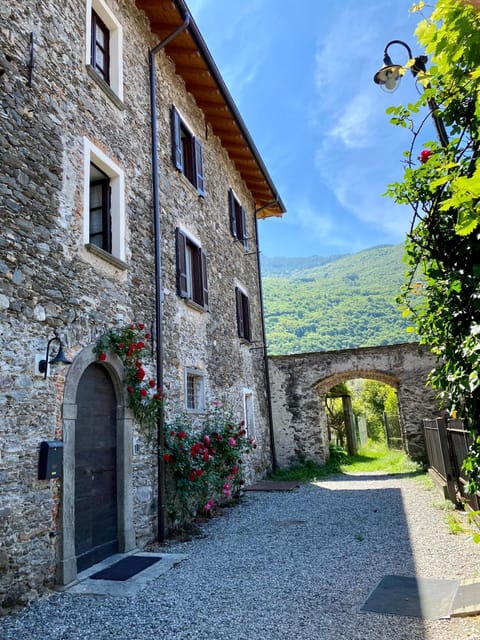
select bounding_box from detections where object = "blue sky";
[187,1,429,258]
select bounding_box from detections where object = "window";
[85,0,123,101]
[236,287,251,341]
[243,389,255,438]
[185,369,205,413]
[83,139,125,264]
[89,163,111,252]
[229,189,248,248]
[171,106,205,195]
[176,228,209,309]
[91,11,110,84]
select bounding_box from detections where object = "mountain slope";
[261,244,417,355]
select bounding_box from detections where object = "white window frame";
[184,368,206,414]
[83,138,125,263]
[85,0,123,101]
[243,388,255,438]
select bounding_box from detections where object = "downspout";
[254,201,279,471]
[149,12,190,543]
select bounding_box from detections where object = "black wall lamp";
[39,331,72,379]
[373,39,449,147]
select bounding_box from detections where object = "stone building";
[0,0,285,608]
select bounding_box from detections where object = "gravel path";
[2,473,480,640]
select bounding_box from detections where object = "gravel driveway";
[2,473,480,640]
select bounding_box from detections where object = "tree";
[385,0,480,487]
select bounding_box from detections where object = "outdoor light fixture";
[373,39,427,93]
[373,39,449,147]
[39,331,72,379]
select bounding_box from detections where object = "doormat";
[245,480,300,492]
[361,575,459,619]
[89,555,162,581]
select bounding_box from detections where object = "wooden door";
[75,363,118,572]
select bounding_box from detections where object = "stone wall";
[0,0,272,610]
[269,343,439,468]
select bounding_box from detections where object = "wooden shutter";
[201,249,209,310]
[235,287,244,338]
[175,228,188,298]
[228,189,237,238]
[194,138,205,196]
[243,293,251,341]
[240,206,248,248]
[171,107,183,171]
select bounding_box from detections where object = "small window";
[229,189,248,248]
[236,287,251,342]
[171,106,205,195]
[176,228,209,309]
[85,0,123,101]
[83,138,125,264]
[185,369,205,413]
[89,163,111,252]
[91,11,110,84]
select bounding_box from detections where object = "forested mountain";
[261,244,418,355]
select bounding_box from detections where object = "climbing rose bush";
[163,402,256,525]
[94,324,164,438]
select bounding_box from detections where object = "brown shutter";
[171,107,183,171]
[175,228,188,298]
[194,138,205,196]
[201,249,209,310]
[235,287,244,338]
[228,189,237,238]
[243,293,251,341]
[240,206,248,248]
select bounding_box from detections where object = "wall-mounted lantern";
[38,331,72,379]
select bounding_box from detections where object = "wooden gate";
[75,363,118,572]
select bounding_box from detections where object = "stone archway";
[57,345,135,587]
[268,343,438,468]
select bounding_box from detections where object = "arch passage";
[75,363,118,571]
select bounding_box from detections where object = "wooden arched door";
[75,363,118,572]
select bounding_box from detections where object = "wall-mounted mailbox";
[38,440,63,480]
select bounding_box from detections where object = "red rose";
[145,333,151,339]
[136,341,145,349]
[136,368,145,381]
[419,149,432,164]
[137,323,145,330]
[163,453,173,462]
[178,431,186,439]
[98,353,107,361]
[189,470,196,481]
[154,394,161,401]
[196,469,203,476]
[118,343,125,350]
[140,388,147,397]
[127,385,134,393]
[149,379,156,388]
[203,451,209,462]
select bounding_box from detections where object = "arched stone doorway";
[268,343,438,468]
[57,345,135,587]
[319,371,401,458]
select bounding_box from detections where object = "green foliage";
[262,245,418,355]
[162,403,255,526]
[94,324,164,439]
[351,380,399,441]
[385,1,480,488]
[271,442,420,482]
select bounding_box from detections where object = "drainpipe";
[149,12,190,543]
[254,201,279,471]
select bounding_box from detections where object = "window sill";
[183,298,208,313]
[86,65,125,111]
[85,243,128,270]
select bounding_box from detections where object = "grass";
[270,441,423,483]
